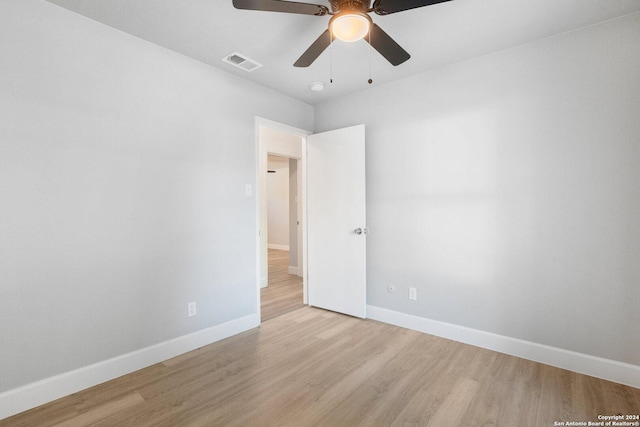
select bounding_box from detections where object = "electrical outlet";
[188,302,197,317]
[409,287,417,301]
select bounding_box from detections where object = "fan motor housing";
[330,0,370,13]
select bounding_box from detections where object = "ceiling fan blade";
[372,0,452,15]
[233,0,329,16]
[294,29,332,67]
[366,24,410,66]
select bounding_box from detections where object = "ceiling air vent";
[222,52,262,72]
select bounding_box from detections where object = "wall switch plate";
[409,287,417,301]
[188,302,197,317]
[245,184,252,196]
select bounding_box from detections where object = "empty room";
[1,0,639,425]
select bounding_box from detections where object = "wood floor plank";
[261,249,304,321]
[52,392,144,427]
[324,333,448,426]
[426,376,481,427]
[389,374,452,426]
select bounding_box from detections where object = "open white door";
[307,124,366,318]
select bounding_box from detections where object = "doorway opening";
[262,155,303,321]
[256,118,310,322]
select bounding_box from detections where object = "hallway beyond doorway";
[261,249,304,321]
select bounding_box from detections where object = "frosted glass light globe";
[331,14,370,42]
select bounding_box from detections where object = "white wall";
[315,12,640,367]
[0,0,312,398]
[267,155,290,249]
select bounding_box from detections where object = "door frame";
[255,117,311,320]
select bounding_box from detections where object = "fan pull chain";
[329,30,334,83]
[368,26,373,84]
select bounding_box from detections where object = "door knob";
[354,227,368,235]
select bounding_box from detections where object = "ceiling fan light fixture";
[331,13,370,42]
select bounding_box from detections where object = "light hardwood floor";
[2,306,639,426]
[261,249,304,322]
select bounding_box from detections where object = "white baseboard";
[0,313,259,420]
[260,276,268,288]
[367,305,640,389]
[267,244,289,251]
[288,266,299,275]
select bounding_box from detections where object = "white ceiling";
[46,0,640,105]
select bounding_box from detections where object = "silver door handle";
[354,227,368,235]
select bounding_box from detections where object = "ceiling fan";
[233,0,452,67]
